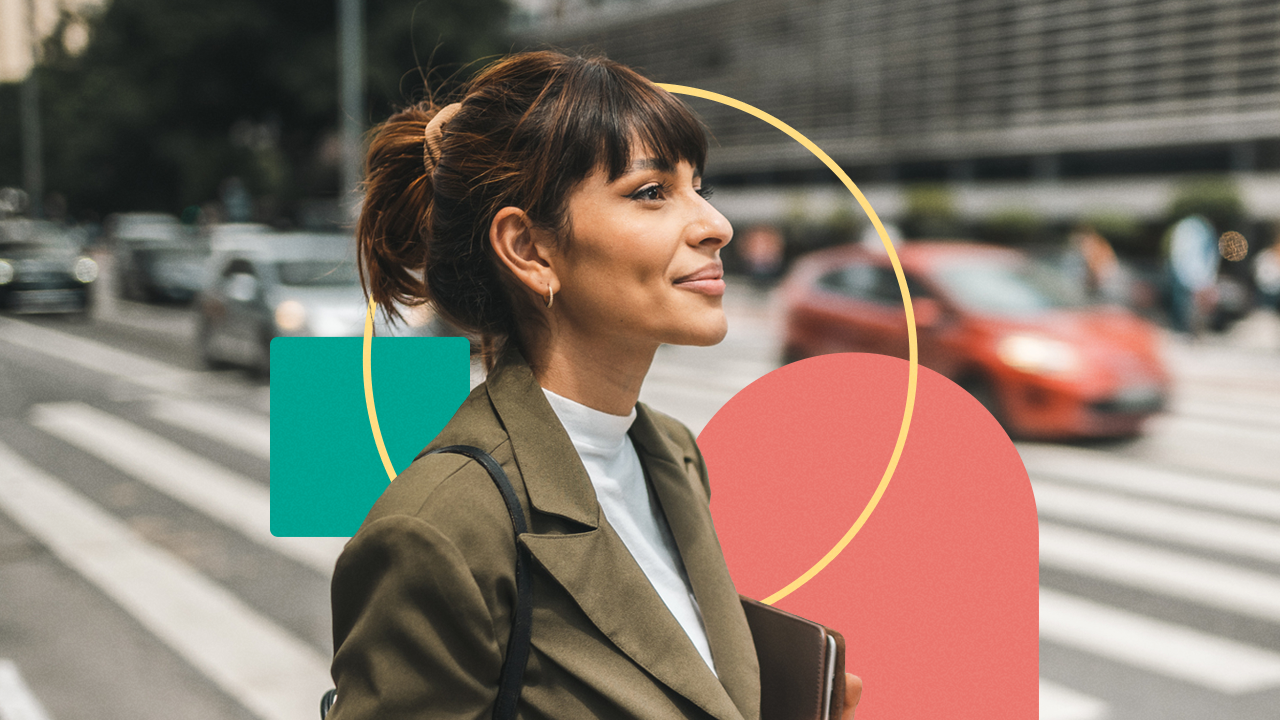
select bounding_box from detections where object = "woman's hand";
[840,673,863,720]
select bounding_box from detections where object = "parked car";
[107,212,210,302]
[0,219,98,315]
[780,241,1171,439]
[195,232,451,375]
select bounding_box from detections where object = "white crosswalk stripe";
[1034,479,1280,563]
[29,401,343,574]
[149,396,271,460]
[0,659,53,720]
[0,440,331,720]
[1123,414,1280,486]
[0,316,207,396]
[1038,679,1108,720]
[1041,521,1280,624]
[1172,395,1280,431]
[1020,443,1280,521]
[1040,587,1280,694]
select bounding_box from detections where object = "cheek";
[571,227,672,289]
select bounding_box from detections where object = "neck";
[523,326,657,417]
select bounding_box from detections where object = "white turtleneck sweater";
[541,388,717,675]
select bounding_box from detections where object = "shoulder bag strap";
[419,445,533,720]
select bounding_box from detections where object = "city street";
[1,280,1279,720]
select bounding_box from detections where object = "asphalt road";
[1,281,1278,720]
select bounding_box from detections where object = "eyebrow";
[621,157,703,182]
[625,157,674,174]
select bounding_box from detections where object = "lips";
[674,262,723,283]
[674,262,725,296]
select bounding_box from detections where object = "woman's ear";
[489,207,559,300]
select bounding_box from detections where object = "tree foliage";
[1,0,510,220]
[1167,175,1245,232]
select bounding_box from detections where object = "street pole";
[21,0,44,218]
[337,0,364,222]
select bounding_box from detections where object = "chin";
[672,317,729,347]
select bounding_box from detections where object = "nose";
[690,195,733,252]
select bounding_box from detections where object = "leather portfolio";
[740,595,846,720]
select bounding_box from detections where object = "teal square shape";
[269,336,471,537]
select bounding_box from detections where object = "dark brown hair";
[358,50,709,365]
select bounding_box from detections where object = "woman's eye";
[631,183,667,202]
[695,185,715,200]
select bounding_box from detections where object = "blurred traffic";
[0,217,97,315]
[779,240,1170,440]
[1,210,466,381]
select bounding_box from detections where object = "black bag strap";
[322,446,533,720]
[419,445,533,720]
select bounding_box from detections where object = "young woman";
[329,50,861,720]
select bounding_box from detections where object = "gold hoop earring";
[544,286,554,309]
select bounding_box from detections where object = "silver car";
[195,232,446,375]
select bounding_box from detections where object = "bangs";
[540,57,709,188]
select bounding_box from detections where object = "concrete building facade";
[524,0,1280,225]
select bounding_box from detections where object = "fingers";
[840,673,863,720]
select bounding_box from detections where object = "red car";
[780,241,1170,439]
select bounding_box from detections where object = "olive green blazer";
[329,349,761,720]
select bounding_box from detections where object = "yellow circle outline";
[364,299,397,481]
[362,85,918,605]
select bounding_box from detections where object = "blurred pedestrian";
[740,224,785,288]
[1165,215,1220,336]
[1067,224,1127,305]
[1255,232,1280,311]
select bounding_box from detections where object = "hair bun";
[423,102,462,172]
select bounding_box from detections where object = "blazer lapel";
[630,406,761,720]
[484,351,747,720]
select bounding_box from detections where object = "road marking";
[0,316,203,395]
[30,402,343,574]
[1040,588,1280,694]
[0,659,53,720]
[1173,396,1280,430]
[150,397,270,460]
[1041,522,1280,624]
[1033,480,1280,563]
[0,442,331,720]
[1038,678,1107,720]
[1019,443,1280,520]
[1133,415,1280,485]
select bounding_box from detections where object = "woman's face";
[550,152,733,350]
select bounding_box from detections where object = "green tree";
[899,183,960,239]
[1167,175,1245,232]
[1,0,510,219]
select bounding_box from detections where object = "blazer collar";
[484,347,600,528]
[484,348,752,720]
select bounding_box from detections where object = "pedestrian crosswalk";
[1022,432,1280,717]
[28,400,342,573]
[0,317,335,720]
[4,313,1280,720]
[0,441,331,720]
[1034,479,1280,564]
[1040,587,1280,695]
